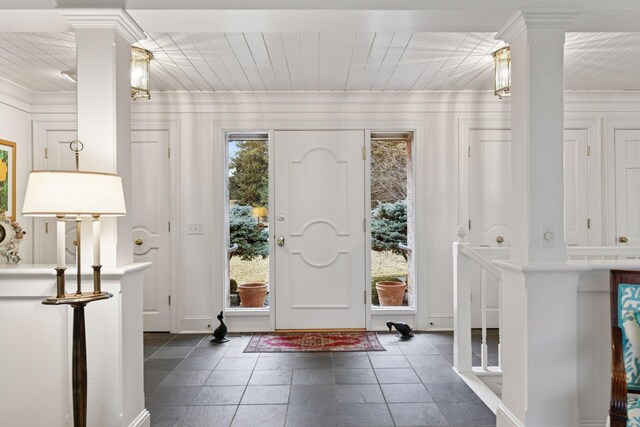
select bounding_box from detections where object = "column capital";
[59,8,145,44]
[496,9,579,43]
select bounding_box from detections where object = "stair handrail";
[460,245,502,280]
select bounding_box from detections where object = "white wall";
[27,90,640,333]
[0,80,33,264]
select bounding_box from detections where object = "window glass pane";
[227,139,270,309]
[370,137,413,308]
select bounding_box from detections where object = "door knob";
[135,238,143,246]
[619,236,629,244]
[277,236,285,247]
[496,236,504,244]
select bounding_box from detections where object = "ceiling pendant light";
[130,46,153,100]
[493,46,511,99]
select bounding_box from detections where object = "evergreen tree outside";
[370,201,408,261]
[228,140,269,207]
[229,205,268,261]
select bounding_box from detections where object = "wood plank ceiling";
[0,31,639,92]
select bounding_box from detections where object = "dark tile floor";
[144,331,497,427]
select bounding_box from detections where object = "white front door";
[131,130,172,331]
[274,130,366,329]
[615,130,640,247]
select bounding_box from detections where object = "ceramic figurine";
[387,321,414,339]
[210,311,229,343]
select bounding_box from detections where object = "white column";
[495,10,581,427]
[62,9,143,267]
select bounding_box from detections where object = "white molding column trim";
[60,8,145,267]
[495,9,581,427]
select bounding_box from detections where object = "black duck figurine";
[387,321,414,339]
[210,311,229,343]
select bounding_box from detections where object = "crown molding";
[58,8,145,44]
[496,8,580,43]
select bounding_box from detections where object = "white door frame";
[215,119,425,332]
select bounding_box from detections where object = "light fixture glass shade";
[493,46,511,98]
[22,171,126,217]
[131,46,153,100]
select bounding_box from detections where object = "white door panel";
[615,130,640,247]
[468,129,590,247]
[469,129,511,247]
[274,130,366,329]
[33,130,77,264]
[564,129,590,246]
[132,130,171,331]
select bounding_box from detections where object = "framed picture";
[0,140,16,221]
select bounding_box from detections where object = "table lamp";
[22,141,126,427]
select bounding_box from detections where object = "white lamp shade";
[22,171,126,217]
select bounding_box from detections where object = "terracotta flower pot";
[375,281,406,306]
[238,282,268,307]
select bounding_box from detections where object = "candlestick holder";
[22,140,126,427]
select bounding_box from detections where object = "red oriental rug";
[244,332,385,353]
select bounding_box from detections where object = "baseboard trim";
[580,420,606,427]
[129,409,150,427]
[496,404,524,427]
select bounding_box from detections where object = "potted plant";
[375,279,406,306]
[238,282,268,307]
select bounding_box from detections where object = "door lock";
[277,236,285,247]
[619,236,629,244]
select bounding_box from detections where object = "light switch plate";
[187,222,204,235]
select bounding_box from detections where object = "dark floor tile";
[338,403,394,427]
[399,343,440,355]
[231,404,287,427]
[294,356,333,370]
[405,354,450,369]
[176,357,221,371]
[158,371,212,387]
[189,347,228,358]
[374,368,421,384]
[432,343,453,355]
[145,337,172,348]
[286,402,339,427]
[249,369,292,385]
[388,402,448,426]
[441,353,455,365]
[165,339,203,347]
[205,370,252,386]
[295,352,332,358]
[332,355,371,369]
[177,405,236,427]
[289,384,337,404]
[292,369,335,385]
[336,384,384,403]
[215,357,258,371]
[145,347,160,359]
[146,386,201,406]
[334,368,378,384]
[380,383,432,403]
[241,385,290,404]
[369,355,410,369]
[191,386,245,405]
[255,356,294,370]
[422,332,454,345]
[145,371,172,393]
[145,358,184,372]
[414,366,463,385]
[148,405,187,427]
[151,347,194,360]
[426,382,483,403]
[437,401,496,425]
[368,345,404,356]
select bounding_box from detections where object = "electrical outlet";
[188,223,204,235]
